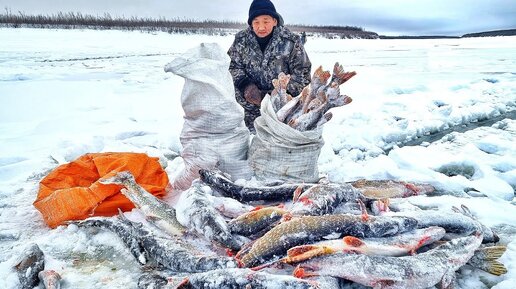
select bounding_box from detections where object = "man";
[228,0,312,133]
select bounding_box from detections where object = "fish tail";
[482,245,507,260]
[485,260,508,276]
[469,245,507,275]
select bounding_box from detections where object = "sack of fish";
[19,169,504,289]
[164,43,251,190]
[249,63,355,182]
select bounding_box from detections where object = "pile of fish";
[270,63,356,131]
[17,169,508,289]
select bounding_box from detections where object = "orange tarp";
[33,152,170,228]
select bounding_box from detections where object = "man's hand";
[244,83,263,105]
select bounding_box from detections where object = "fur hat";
[248,0,280,25]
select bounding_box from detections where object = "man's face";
[252,15,278,38]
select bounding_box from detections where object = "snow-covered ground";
[0,28,515,288]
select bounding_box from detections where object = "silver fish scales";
[289,183,366,216]
[172,268,317,289]
[295,233,483,289]
[178,183,243,250]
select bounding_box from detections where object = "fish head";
[99,171,135,185]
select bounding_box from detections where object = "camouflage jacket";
[227,25,311,130]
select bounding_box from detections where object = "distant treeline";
[0,10,379,39]
[462,29,516,37]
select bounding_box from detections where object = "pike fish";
[74,211,237,272]
[70,213,147,264]
[38,270,62,289]
[294,233,483,289]
[237,214,418,267]
[228,205,288,237]
[176,183,243,250]
[283,226,446,264]
[199,169,313,202]
[100,171,185,236]
[350,179,435,199]
[13,243,45,289]
[289,183,366,216]
[172,268,317,289]
[376,202,498,244]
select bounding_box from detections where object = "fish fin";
[251,205,265,212]
[473,245,508,276]
[299,86,310,102]
[372,280,396,288]
[439,269,456,289]
[272,78,280,89]
[293,266,319,278]
[175,277,190,289]
[371,198,390,215]
[312,66,323,80]
[300,197,313,205]
[282,212,293,222]
[403,182,420,195]
[481,245,507,260]
[343,236,365,248]
[484,260,508,276]
[357,199,369,221]
[287,245,319,256]
[292,186,304,202]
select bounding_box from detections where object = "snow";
[0,27,515,288]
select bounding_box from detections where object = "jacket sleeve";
[228,37,252,101]
[287,38,311,97]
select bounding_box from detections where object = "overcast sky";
[1,0,515,36]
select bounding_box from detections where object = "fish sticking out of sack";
[294,233,482,289]
[277,63,355,131]
[236,213,418,267]
[72,210,238,273]
[171,268,318,289]
[289,183,367,216]
[176,183,243,251]
[270,72,293,112]
[350,179,435,199]
[38,270,62,289]
[199,169,313,202]
[100,171,185,236]
[283,226,446,264]
[13,243,45,289]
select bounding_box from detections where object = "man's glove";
[243,83,263,106]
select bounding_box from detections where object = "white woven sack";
[164,43,251,190]
[248,94,324,182]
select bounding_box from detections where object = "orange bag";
[33,152,170,228]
